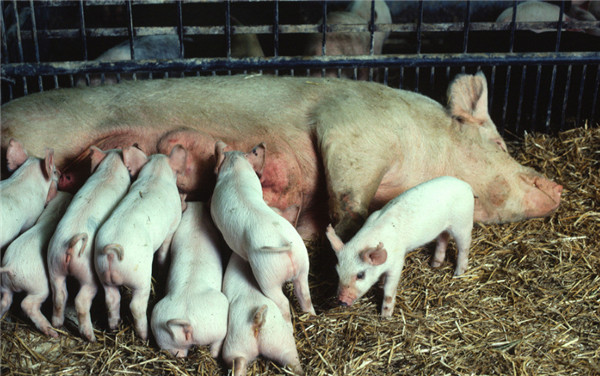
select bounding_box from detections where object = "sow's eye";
[356,271,366,280]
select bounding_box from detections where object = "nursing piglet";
[47,147,132,342]
[0,139,59,249]
[151,202,228,357]
[94,145,187,340]
[222,253,303,376]
[0,191,72,337]
[326,176,474,317]
[210,141,315,322]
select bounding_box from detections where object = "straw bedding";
[1,125,598,376]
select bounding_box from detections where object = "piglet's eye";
[357,271,365,280]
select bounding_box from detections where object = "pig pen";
[1,127,598,375]
[1,0,599,375]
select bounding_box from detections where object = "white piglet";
[222,253,304,376]
[151,202,229,358]
[47,147,133,342]
[326,176,474,317]
[210,141,315,322]
[0,138,59,249]
[94,145,187,340]
[0,191,72,337]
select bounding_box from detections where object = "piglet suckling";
[210,141,315,322]
[151,202,229,357]
[326,176,474,317]
[94,145,187,340]
[0,138,59,249]
[222,253,304,376]
[47,147,132,342]
[0,191,72,337]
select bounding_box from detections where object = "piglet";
[326,176,474,317]
[150,202,229,357]
[210,141,315,322]
[94,145,187,340]
[0,191,72,337]
[0,138,59,249]
[222,253,304,376]
[47,147,132,342]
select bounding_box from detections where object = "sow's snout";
[522,173,563,218]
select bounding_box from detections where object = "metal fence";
[2,0,599,137]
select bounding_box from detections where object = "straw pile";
[2,125,598,376]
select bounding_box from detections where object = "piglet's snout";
[337,287,356,307]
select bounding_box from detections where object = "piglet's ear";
[360,242,387,266]
[179,193,188,212]
[89,146,107,173]
[6,138,29,171]
[122,145,148,177]
[43,148,55,181]
[447,72,489,125]
[168,144,187,175]
[214,141,227,175]
[326,224,345,253]
[246,142,266,176]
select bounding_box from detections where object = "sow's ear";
[360,242,387,266]
[6,138,29,171]
[245,142,266,176]
[326,224,345,253]
[447,71,489,125]
[123,144,148,177]
[168,144,187,175]
[214,140,227,175]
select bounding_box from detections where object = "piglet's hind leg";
[130,286,151,341]
[75,283,98,342]
[21,293,58,338]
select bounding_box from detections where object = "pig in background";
[0,72,563,243]
[0,191,72,338]
[304,0,392,80]
[210,142,315,322]
[151,202,229,358]
[0,139,59,250]
[222,253,304,376]
[326,176,474,317]
[47,147,132,342]
[94,145,186,341]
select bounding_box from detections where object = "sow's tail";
[166,319,193,341]
[102,244,124,261]
[65,233,89,264]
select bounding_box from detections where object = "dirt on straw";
[2,125,599,376]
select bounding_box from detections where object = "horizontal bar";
[13,20,600,40]
[3,52,599,77]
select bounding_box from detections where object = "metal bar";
[0,1,8,64]
[489,65,496,112]
[591,65,600,125]
[555,0,564,53]
[560,65,572,132]
[508,0,517,53]
[176,0,184,58]
[545,64,559,132]
[416,0,423,54]
[368,0,375,81]
[126,0,135,60]
[515,65,527,135]
[28,0,43,91]
[3,52,599,77]
[11,0,27,95]
[273,0,279,58]
[320,1,327,56]
[225,0,231,59]
[462,0,471,54]
[531,65,542,130]
[501,65,512,133]
[78,0,90,86]
[576,65,587,126]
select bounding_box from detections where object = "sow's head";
[446,72,562,223]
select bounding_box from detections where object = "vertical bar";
[225,0,231,58]
[126,0,135,60]
[11,0,27,95]
[27,0,42,91]
[368,0,375,81]
[78,0,90,86]
[554,0,564,52]
[273,0,279,57]
[320,0,327,77]
[515,65,527,135]
[489,66,496,112]
[543,0,566,132]
[416,0,423,53]
[399,66,404,90]
[531,64,542,131]
[461,0,471,74]
[383,67,388,86]
[1,1,10,64]
[508,0,517,52]
[429,66,435,91]
[560,65,572,131]
[501,65,512,133]
[176,0,184,58]
[576,65,587,126]
[590,65,600,125]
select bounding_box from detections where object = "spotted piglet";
[0,191,72,337]
[94,145,187,340]
[0,139,59,249]
[326,176,474,317]
[210,141,315,322]
[151,202,229,357]
[222,253,304,376]
[47,147,133,342]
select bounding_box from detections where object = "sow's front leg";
[315,99,395,241]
